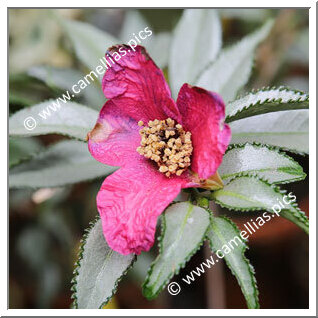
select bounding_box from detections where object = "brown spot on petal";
[87,122,110,143]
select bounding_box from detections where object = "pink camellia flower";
[87,45,231,255]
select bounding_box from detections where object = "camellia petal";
[89,45,232,255]
[102,45,181,123]
[96,159,194,255]
[87,100,141,166]
[177,84,231,180]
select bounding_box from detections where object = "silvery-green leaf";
[207,216,259,309]
[79,84,105,111]
[170,9,222,97]
[28,66,83,91]
[28,65,105,109]
[120,10,148,42]
[229,109,309,154]
[9,137,43,167]
[142,202,210,299]
[226,87,309,123]
[9,140,114,188]
[219,143,306,184]
[211,175,309,233]
[119,10,170,68]
[147,32,171,68]
[9,100,98,140]
[196,20,273,103]
[58,16,117,74]
[72,218,135,309]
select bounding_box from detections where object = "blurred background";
[9,8,309,309]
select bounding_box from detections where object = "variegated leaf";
[196,20,273,103]
[226,87,309,123]
[28,65,105,109]
[9,140,115,188]
[9,137,43,168]
[229,109,309,154]
[142,202,210,299]
[71,218,135,308]
[207,215,259,308]
[9,101,98,140]
[219,143,306,184]
[211,175,308,233]
[57,16,117,74]
[170,9,222,97]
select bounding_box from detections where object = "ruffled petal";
[96,159,192,255]
[87,100,141,166]
[177,84,231,180]
[102,45,181,123]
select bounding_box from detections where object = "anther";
[136,118,193,177]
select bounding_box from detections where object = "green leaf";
[28,65,105,109]
[147,32,171,68]
[9,100,98,140]
[211,175,309,233]
[120,10,148,42]
[9,92,33,107]
[9,140,115,188]
[71,217,135,309]
[9,137,43,168]
[170,9,222,97]
[207,215,259,309]
[28,65,84,91]
[196,20,273,103]
[119,10,170,68]
[10,74,51,107]
[226,87,309,123]
[230,109,309,154]
[142,202,210,299]
[78,84,105,111]
[219,143,306,184]
[57,16,117,73]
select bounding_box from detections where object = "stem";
[189,189,227,308]
[205,201,226,309]
[205,201,227,309]
[188,188,209,207]
[204,241,226,309]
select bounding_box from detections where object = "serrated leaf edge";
[194,19,273,88]
[230,139,308,156]
[231,85,308,102]
[226,86,308,123]
[142,201,211,300]
[9,98,97,141]
[210,173,309,231]
[9,140,114,189]
[206,213,259,309]
[222,142,307,185]
[71,216,137,309]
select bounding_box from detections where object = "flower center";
[136,118,193,177]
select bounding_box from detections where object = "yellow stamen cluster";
[137,118,193,177]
